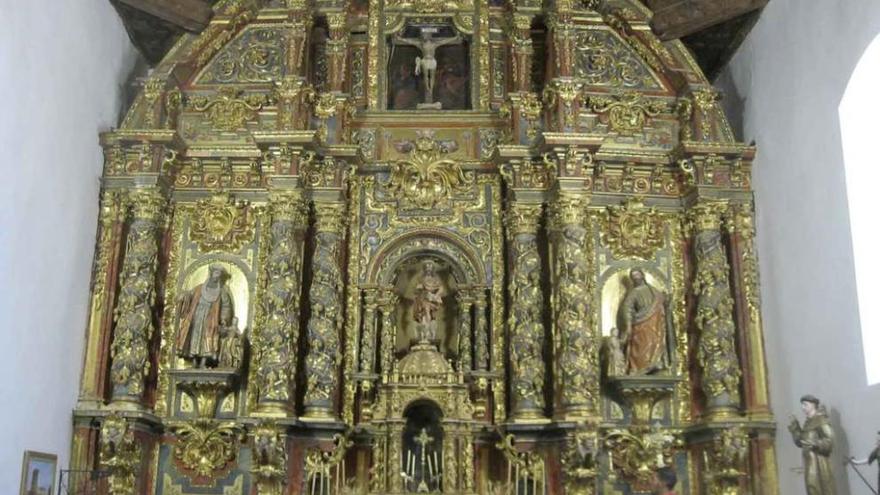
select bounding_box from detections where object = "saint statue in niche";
[412,260,447,343]
[388,25,470,110]
[617,268,672,375]
[176,265,240,369]
[397,258,457,354]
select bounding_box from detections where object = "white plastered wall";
[717,1,880,493]
[0,0,138,490]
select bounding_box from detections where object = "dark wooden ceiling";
[110,0,766,79]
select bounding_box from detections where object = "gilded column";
[110,187,166,407]
[379,288,399,376]
[360,288,380,375]
[549,192,598,420]
[690,201,742,417]
[726,204,772,418]
[80,190,125,406]
[505,203,548,421]
[457,290,474,372]
[360,288,379,417]
[474,289,490,371]
[255,191,308,416]
[390,425,405,493]
[303,203,347,420]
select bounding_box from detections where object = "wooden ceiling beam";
[114,0,213,32]
[647,0,768,41]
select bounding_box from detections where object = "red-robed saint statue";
[620,268,669,375]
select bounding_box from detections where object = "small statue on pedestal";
[788,395,837,495]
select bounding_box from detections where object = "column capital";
[688,199,729,232]
[505,203,543,236]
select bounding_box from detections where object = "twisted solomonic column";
[690,200,742,418]
[549,192,598,420]
[254,192,308,416]
[110,187,167,407]
[505,203,548,421]
[303,203,347,420]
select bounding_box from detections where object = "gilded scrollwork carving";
[304,433,354,488]
[100,414,141,495]
[574,30,662,90]
[304,203,346,418]
[385,132,468,209]
[254,192,307,414]
[600,197,666,260]
[189,87,272,131]
[251,421,288,495]
[563,428,598,495]
[172,420,241,478]
[505,204,546,419]
[189,192,255,253]
[589,92,668,135]
[197,27,285,84]
[704,427,749,495]
[690,201,742,412]
[604,426,682,492]
[111,188,165,403]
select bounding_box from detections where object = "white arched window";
[839,35,880,386]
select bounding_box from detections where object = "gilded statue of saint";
[412,260,446,343]
[176,265,235,368]
[788,395,837,495]
[619,269,670,375]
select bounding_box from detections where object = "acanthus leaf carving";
[384,131,468,210]
[600,197,666,260]
[189,192,256,253]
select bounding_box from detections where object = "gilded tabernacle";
[71,0,779,493]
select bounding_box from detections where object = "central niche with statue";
[71,0,780,492]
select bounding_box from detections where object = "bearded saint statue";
[176,265,235,368]
[619,268,670,375]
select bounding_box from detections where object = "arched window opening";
[839,34,880,385]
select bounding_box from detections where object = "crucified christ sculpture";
[393,28,464,107]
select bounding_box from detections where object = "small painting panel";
[19,451,57,495]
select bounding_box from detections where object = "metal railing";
[57,470,110,495]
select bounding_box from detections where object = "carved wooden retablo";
[73,0,779,493]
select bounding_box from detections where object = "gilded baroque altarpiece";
[73,0,778,493]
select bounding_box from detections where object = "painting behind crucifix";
[387,25,471,110]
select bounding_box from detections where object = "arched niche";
[367,230,484,358]
[401,400,445,493]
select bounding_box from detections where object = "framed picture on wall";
[19,451,57,495]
